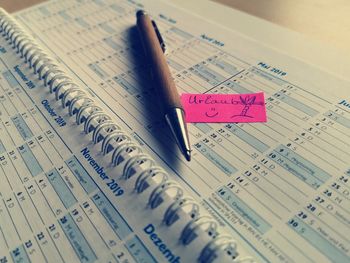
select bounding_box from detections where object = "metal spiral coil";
[101,130,131,155]
[111,141,142,166]
[181,216,218,245]
[163,197,199,226]
[134,166,168,193]
[148,180,183,209]
[122,153,154,180]
[92,121,119,144]
[199,235,238,263]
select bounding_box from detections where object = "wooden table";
[0,0,349,52]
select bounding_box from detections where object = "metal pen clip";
[152,20,166,53]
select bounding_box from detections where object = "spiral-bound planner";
[0,6,256,263]
[0,0,350,262]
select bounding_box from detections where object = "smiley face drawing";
[205,107,219,118]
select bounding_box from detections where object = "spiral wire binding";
[0,8,254,263]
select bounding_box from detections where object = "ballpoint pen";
[136,10,191,161]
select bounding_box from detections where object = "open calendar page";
[0,27,182,263]
[2,4,255,262]
[2,0,348,262]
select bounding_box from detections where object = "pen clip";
[152,20,166,53]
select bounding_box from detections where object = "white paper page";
[13,0,350,262]
[170,0,350,82]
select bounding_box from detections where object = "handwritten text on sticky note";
[181,92,267,123]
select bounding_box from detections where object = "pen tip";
[184,150,191,162]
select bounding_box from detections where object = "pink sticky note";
[181,92,267,123]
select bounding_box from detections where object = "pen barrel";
[137,14,183,113]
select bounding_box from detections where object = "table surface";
[0,0,349,52]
